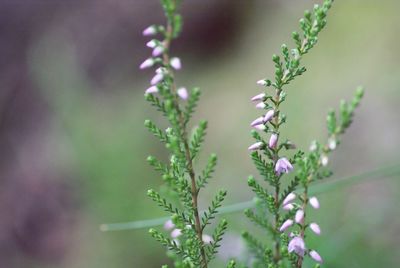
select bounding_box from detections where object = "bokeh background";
[1,0,399,267]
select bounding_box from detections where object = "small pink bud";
[251,93,266,102]
[309,223,321,235]
[269,133,278,149]
[282,192,296,206]
[145,86,158,94]
[140,58,154,69]
[250,117,264,127]
[171,228,182,238]
[309,196,320,209]
[255,102,266,109]
[151,73,164,85]
[288,237,306,256]
[283,203,294,210]
[164,219,175,230]
[253,124,266,131]
[146,40,157,48]
[257,79,267,86]
[170,57,181,70]
[248,142,263,151]
[279,219,293,232]
[309,250,323,263]
[152,46,164,57]
[177,87,189,100]
[143,25,157,36]
[275,157,293,175]
[295,209,304,224]
[263,109,275,122]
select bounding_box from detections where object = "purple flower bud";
[279,219,293,232]
[143,25,157,36]
[177,87,189,100]
[275,157,293,175]
[309,223,321,235]
[145,86,158,94]
[282,192,296,206]
[257,79,267,86]
[140,58,154,69]
[269,133,278,149]
[164,219,175,230]
[255,102,266,109]
[253,124,266,131]
[248,142,263,151]
[288,236,306,256]
[152,46,164,57]
[151,73,164,85]
[309,250,323,263]
[146,40,157,48]
[171,228,182,238]
[309,196,320,209]
[170,57,181,70]
[250,117,264,127]
[263,109,275,122]
[295,209,304,224]
[251,93,266,102]
[283,203,294,210]
[202,234,213,244]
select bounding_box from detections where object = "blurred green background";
[0,0,399,267]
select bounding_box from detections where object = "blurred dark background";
[0,0,399,267]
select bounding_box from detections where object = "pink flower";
[288,236,306,256]
[171,229,182,238]
[309,196,320,209]
[309,223,321,235]
[283,203,294,210]
[269,133,278,149]
[152,46,164,57]
[253,124,266,131]
[170,57,181,70]
[248,142,263,151]
[257,80,267,86]
[279,219,293,232]
[263,109,275,122]
[146,40,157,48]
[151,73,164,85]
[251,93,266,102]
[140,58,154,69]
[309,250,323,263]
[145,86,158,94]
[202,234,213,244]
[295,209,304,224]
[143,25,157,36]
[164,219,175,230]
[255,102,266,109]
[275,157,293,175]
[177,87,189,100]
[282,192,296,206]
[250,117,264,127]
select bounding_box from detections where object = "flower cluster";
[279,193,323,264]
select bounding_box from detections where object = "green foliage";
[245,0,364,267]
[142,0,228,267]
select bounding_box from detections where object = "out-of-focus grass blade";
[101,164,400,231]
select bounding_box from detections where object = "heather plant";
[139,0,228,267]
[245,0,363,267]
[102,0,365,267]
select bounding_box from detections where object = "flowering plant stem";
[140,0,229,267]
